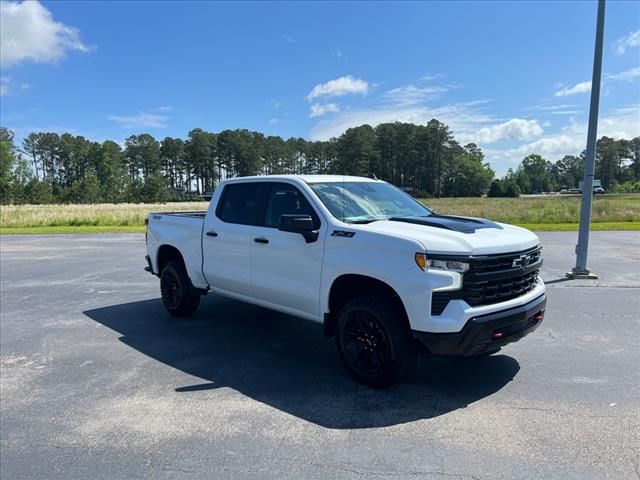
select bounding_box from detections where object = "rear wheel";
[336,296,416,388]
[160,261,200,317]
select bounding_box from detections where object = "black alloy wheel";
[160,261,201,317]
[160,267,182,310]
[342,312,392,378]
[336,296,416,388]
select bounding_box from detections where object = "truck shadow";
[83,295,520,429]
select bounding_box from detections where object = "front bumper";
[412,293,546,357]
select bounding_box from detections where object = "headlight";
[415,253,469,272]
[429,259,469,272]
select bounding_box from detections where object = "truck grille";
[430,246,542,315]
[462,269,539,306]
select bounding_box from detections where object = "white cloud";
[307,75,368,101]
[383,84,453,106]
[554,81,591,97]
[0,76,10,96]
[550,110,581,115]
[484,105,640,175]
[282,34,296,44]
[594,105,640,139]
[470,119,544,144]
[268,118,279,125]
[489,135,584,162]
[310,101,494,141]
[108,112,169,129]
[527,104,582,115]
[552,68,638,99]
[614,30,640,55]
[420,73,444,81]
[528,104,577,111]
[0,0,91,67]
[0,76,29,95]
[309,103,340,118]
[606,66,640,82]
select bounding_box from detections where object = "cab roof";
[221,174,384,184]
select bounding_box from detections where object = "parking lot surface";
[1,231,639,479]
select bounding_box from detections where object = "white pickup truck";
[145,175,546,387]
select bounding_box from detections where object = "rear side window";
[216,183,267,225]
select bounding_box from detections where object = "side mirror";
[278,214,319,243]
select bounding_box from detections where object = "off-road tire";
[336,296,416,388]
[160,261,200,317]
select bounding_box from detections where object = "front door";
[250,182,325,319]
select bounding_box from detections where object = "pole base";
[566,269,598,280]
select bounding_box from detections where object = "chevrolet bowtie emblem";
[512,254,533,268]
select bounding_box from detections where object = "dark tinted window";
[217,183,267,225]
[264,183,320,229]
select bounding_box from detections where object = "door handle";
[254,237,269,244]
[206,231,218,237]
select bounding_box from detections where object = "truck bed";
[146,211,207,282]
[148,211,207,219]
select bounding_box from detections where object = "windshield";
[308,181,432,224]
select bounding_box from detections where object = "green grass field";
[426,195,640,224]
[1,195,639,234]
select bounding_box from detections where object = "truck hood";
[363,215,540,255]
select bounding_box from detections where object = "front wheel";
[160,261,200,317]
[336,296,416,388]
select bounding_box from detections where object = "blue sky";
[1,0,639,175]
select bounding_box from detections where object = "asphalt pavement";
[1,231,639,479]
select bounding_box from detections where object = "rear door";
[202,181,268,297]
[250,182,326,319]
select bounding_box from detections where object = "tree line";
[1,123,638,205]
[490,136,640,197]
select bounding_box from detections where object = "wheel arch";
[157,244,207,295]
[324,274,410,338]
[156,244,186,274]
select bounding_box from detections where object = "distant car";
[579,179,604,194]
[575,187,604,195]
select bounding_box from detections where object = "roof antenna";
[369,172,378,180]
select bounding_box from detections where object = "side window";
[264,183,320,229]
[216,183,267,225]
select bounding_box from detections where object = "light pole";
[567,0,606,280]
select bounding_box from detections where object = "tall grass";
[0,202,209,228]
[0,196,638,228]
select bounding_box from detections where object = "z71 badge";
[331,230,356,238]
